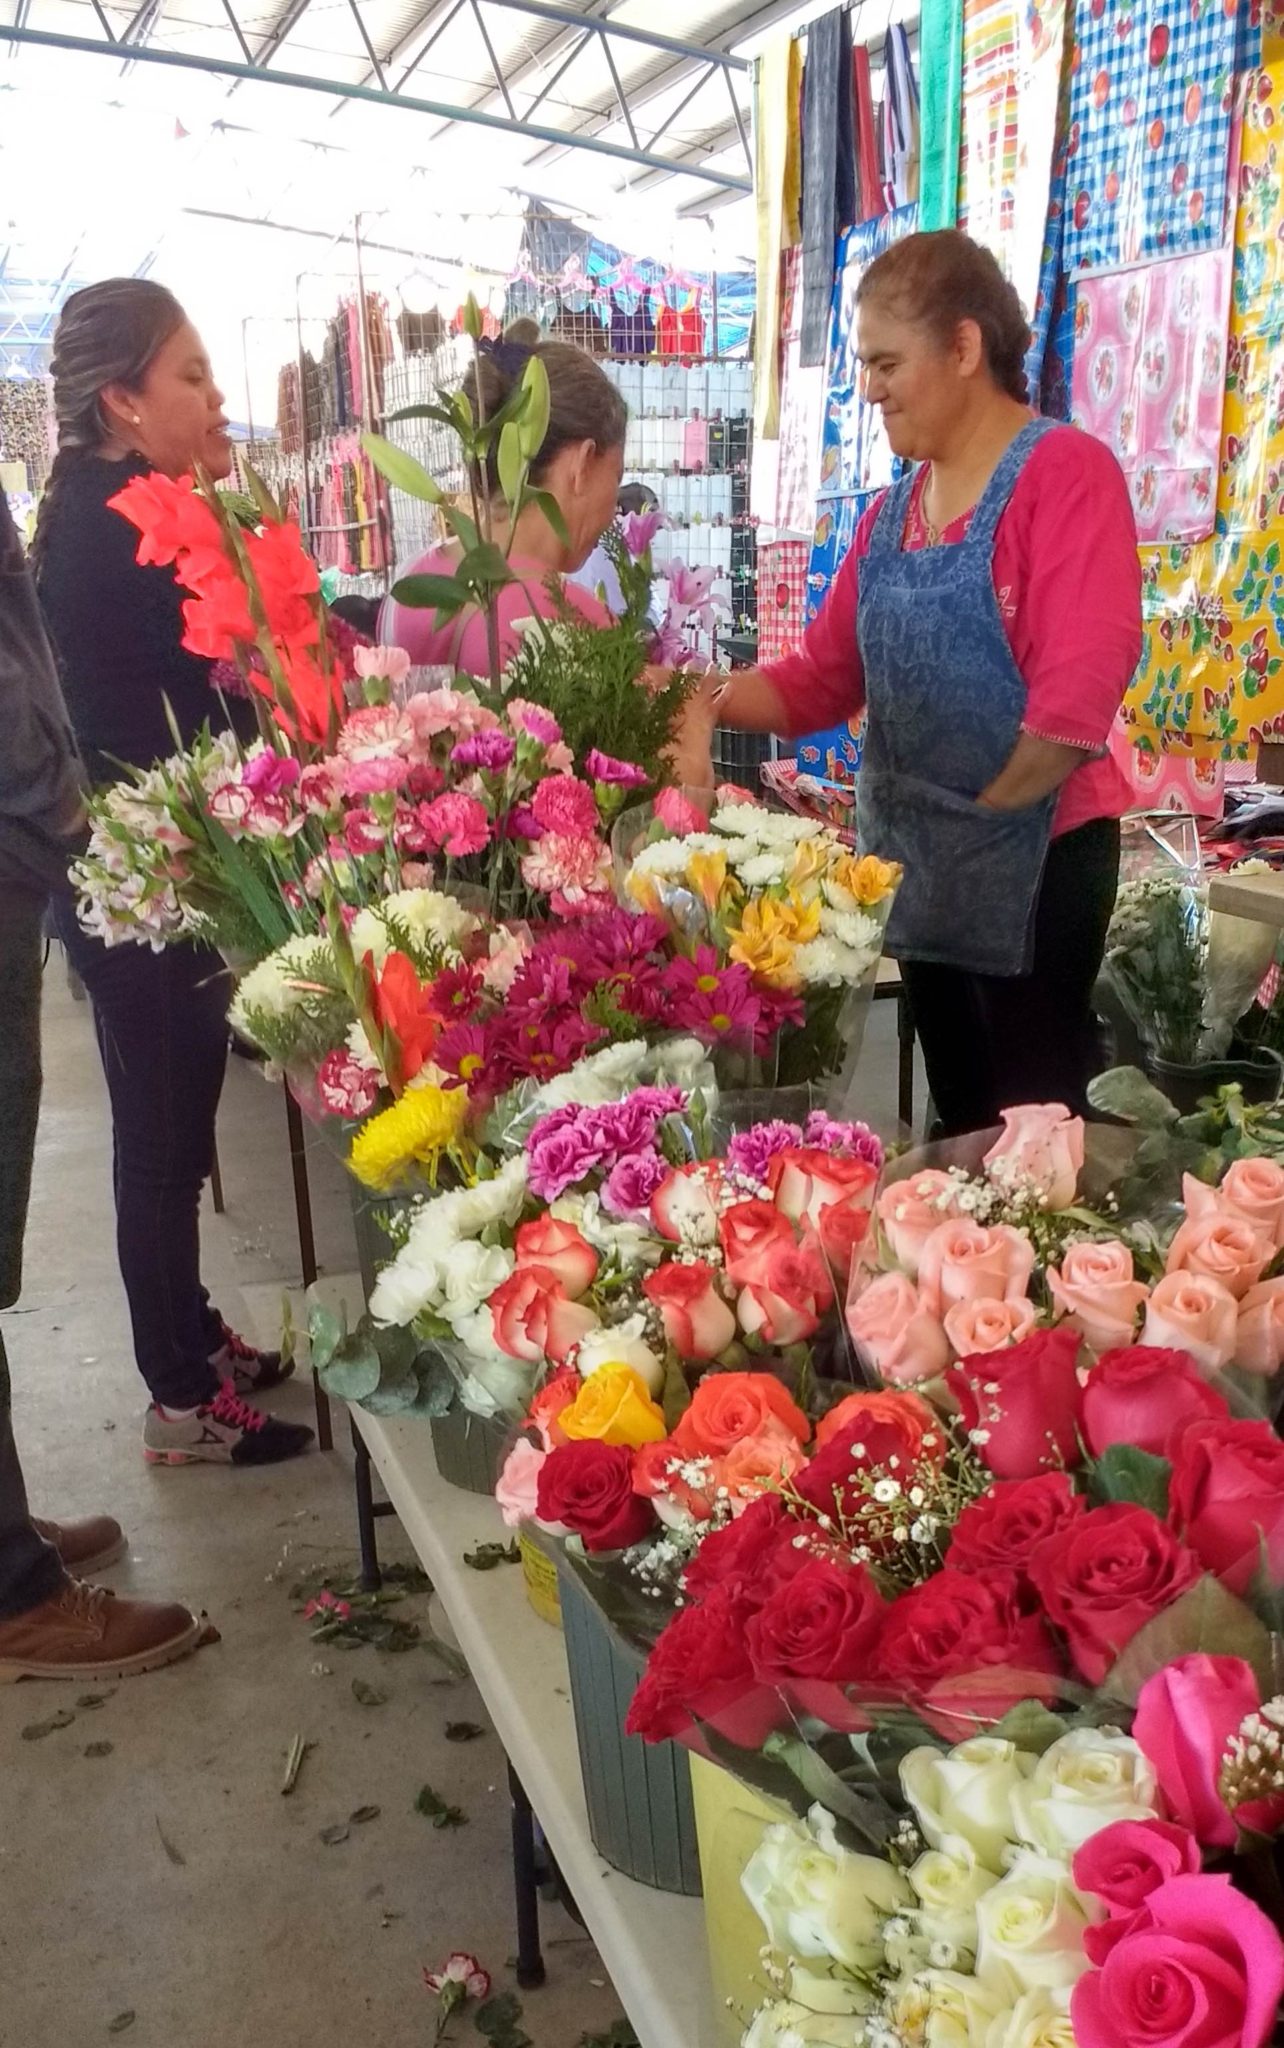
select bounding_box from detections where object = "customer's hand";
[663,673,719,791]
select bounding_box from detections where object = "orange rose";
[671,1371,810,1460]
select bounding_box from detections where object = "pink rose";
[1218,1157,1284,1250]
[948,1326,1084,1480]
[1081,1346,1230,1459]
[1168,1417,1284,1595]
[983,1101,1085,1209]
[918,1219,1036,1320]
[1047,1239,1149,1354]
[1071,1874,1284,2048]
[1072,1819,1201,1917]
[942,1295,1038,1357]
[495,1438,545,1527]
[1134,1655,1263,1849]
[489,1267,600,1366]
[514,1216,598,1300]
[1140,1271,1238,1377]
[641,1260,736,1362]
[875,1169,962,1276]
[1165,1205,1272,1302]
[1234,1277,1284,1376]
[845,1271,950,1385]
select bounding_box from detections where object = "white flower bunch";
[368,1156,528,1328]
[629,832,727,880]
[230,935,335,1030]
[349,887,480,970]
[712,804,822,846]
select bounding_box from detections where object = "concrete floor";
[0,965,917,2048]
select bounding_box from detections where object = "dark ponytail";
[460,317,627,498]
[30,278,186,577]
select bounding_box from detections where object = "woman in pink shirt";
[379,321,623,677]
[683,231,1142,1135]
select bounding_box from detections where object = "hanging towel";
[918,0,964,230]
[882,24,921,208]
[753,34,804,440]
[800,7,856,368]
[853,45,885,223]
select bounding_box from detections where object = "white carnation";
[230,936,332,1028]
[439,1241,516,1331]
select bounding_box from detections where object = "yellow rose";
[348,1083,469,1191]
[727,897,802,989]
[560,1365,667,1448]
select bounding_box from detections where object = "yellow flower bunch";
[829,852,901,907]
[560,1365,667,1448]
[726,892,822,990]
[348,1082,470,1192]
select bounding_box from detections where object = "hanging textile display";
[1024,152,1069,398]
[757,541,811,662]
[800,6,856,367]
[956,0,1068,322]
[1061,0,1244,274]
[1122,59,1284,763]
[771,249,828,535]
[883,24,922,208]
[1071,246,1234,543]
[853,44,887,223]
[918,0,964,229]
[753,34,804,439]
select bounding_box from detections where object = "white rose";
[974,1856,1095,1999]
[901,1741,1034,1872]
[741,1804,911,1975]
[571,1193,665,1272]
[908,1835,1001,1971]
[455,1354,531,1421]
[984,1991,1075,2048]
[439,1242,516,1331]
[888,1970,1006,2048]
[741,2001,860,2048]
[573,1314,665,1395]
[1009,1727,1159,1860]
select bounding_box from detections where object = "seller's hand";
[663,676,718,791]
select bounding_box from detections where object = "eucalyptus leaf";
[362,432,443,503]
[411,1352,457,1416]
[306,1293,344,1373]
[317,1338,382,1403]
[1086,1066,1180,1128]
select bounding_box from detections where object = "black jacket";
[0,493,84,898]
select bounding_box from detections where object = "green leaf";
[525,486,570,550]
[1088,1443,1172,1518]
[390,572,468,617]
[414,1782,467,1828]
[759,1731,898,1848]
[306,1292,345,1374]
[457,540,516,589]
[317,1337,382,1403]
[462,293,483,341]
[411,1352,457,1416]
[362,432,443,503]
[386,401,459,430]
[518,354,551,461]
[1101,1576,1276,1705]
[241,460,283,525]
[475,1991,532,2048]
[463,1540,520,1571]
[351,1679,388,1708]
[497,420,525,508]
[1087,1065,1181,1128]
[660,1345,691,1434]
[986,1700,1072,1756]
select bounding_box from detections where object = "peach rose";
[846,1271,950,1384]
[1220,1157,1284,1249]
[1047,1239,1150,1355]
[1165,1206,1272,1302]
[717,1427,808,1505]
[876,1169,964,1276]
[983,1102,1085,1210]
[943,1296,1038,1357]
[814,1388,945,1466]
[917,1220,1036,1321]
[1140,1271,1239,1378]
[1234,1277,1284,1377]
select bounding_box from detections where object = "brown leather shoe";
[0,1578,203,1682]
[32,1514,126,1575]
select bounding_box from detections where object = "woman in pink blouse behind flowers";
[379,320,622,677]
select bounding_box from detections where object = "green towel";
[919,0,963,231]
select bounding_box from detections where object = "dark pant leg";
[52,904,231,1410]
[899,957,1000,1137]
[0,892,62,1617]
[975,818,1121,1119]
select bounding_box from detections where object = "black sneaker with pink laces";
[143,1383,314,1465]
[207,1319,295,1395]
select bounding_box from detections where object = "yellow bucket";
[519,1532,562,1627]
[689,1754,793,2046]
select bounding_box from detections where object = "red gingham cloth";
[757,539,810,664]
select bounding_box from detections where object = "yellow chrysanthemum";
[830,851,901,906]
[727,896,802,989]
[687,847,728,912]
[348,1083,469,1191]
[560,1365,667,1448]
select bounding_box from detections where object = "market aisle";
[0,967,620,2048]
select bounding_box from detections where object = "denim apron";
[856,418,1057,977]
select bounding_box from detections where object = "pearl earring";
[132,414,142,426]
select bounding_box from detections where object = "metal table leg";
[351,1417,383,1592]
[508,1763,547,1990]
[283,1081,333,1451]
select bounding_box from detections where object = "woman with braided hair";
[35,280,313,1469]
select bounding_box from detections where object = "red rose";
[1081,1345,1230,1459]
[947,1327,1084,1480]
[736,1239,834,1346]
[797,1393,944,1525]
[872,1568,1061,1740]
[1028,1503,1203,1684]
[514,1216,598,1299]
[641,1259,736,1361]
[624,1584,786,1746]
[489,1266,600,1365]
[746,1558,885,1729]
[948,1473,1088,1578]
[1168,1417,1284,1595]
[535,1441,655,1553]
[719,1198,794,1285]
[681,1496,788,1600]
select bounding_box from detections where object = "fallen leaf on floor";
[475,1991,533,2048]
[349,1804,381,1825]
[422,1627,467,1681]
[77,1690,115,1710]
[578,2024,639,2048]
[462,1541,521,1572]
[106,2015,135,2036]
[84,1741,114,1759]
[351,1678,389,1707]
[21,1709,75,1741]
[444,1721,485,1743]
[195,1618,221,1649]
[319,1823,350,1847]
[413,1783,467,1829]
[155,1817,186,1868]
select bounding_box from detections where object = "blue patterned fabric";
[856,421,1058,974]
[1062,0,1247,273]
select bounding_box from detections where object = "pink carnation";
[402,688,497,748]
[206,781,254,832]
[337,755,409,798]
[343,807,387,856]
[419,791,491,858]
[242,751,301,797]
[585,749,648,788]
[506,697,562,745]
[299,761,339,814]
[316,1049,380,1119]
[520,832,611,912]
[532,775,600,838]
[336,703,408,760]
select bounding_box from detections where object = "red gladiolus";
[366,950,441,1086]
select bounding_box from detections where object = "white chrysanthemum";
[713,805,819,845]
[645,1036,716,1093]
[819,906,881,953]
[438,1241,516,1331]
[230,936,332,1027]
[738,852,791,888]
[713,837,760,867]
[349,887,478,967]
[629,837,697,879]
[793,937,869,986]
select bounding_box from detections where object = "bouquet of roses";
[614,790,901,1087]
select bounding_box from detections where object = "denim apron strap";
[856,419,1059,977]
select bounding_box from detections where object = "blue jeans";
[52,901,231,1410]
